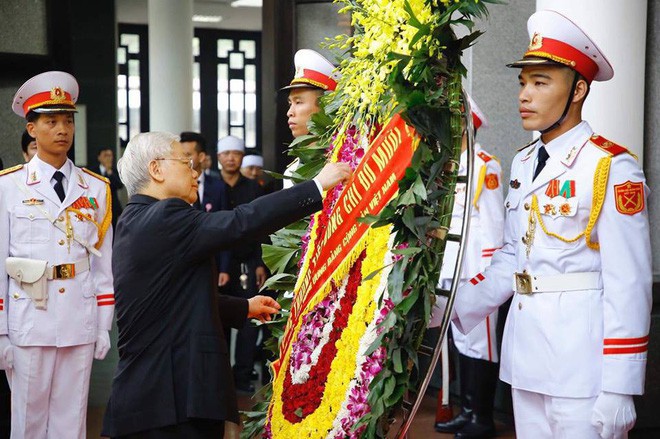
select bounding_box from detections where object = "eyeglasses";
[155,157,194,169]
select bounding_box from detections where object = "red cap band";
[23,90,75,115]
[290,68,337,91]
[525,36,599,83]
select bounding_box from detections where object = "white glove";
[0,335,14,370]
[591,391,636,439]
[94,330,111,360]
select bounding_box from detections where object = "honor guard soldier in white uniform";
[0,71,114,438]
[448,10,651,439]
[282,49,340,189]
[432,97,504,439]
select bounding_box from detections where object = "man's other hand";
[316,162,352,191]
[247,295,281,323]
[218,272,230,287]
[256,266,268,289]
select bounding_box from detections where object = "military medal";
[22,198,44,205]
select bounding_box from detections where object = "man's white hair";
[118,131,179,197]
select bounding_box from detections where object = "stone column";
[148,0,194,133]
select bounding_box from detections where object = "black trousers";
[113,419,224,439]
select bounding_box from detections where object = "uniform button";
[58,239,65,246]
[518,302,523,310]
[58,216,65,222]
[524,203,530,211]
[59,288,65,294]
[28,214,34,220]
[506,201,511,208]
[13,293,19,299]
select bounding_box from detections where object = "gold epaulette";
[517,137,539,152]
[82,168,110,184]
[0,164,23,177]
[589,135,636,159]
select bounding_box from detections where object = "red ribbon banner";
[272,114,419,376]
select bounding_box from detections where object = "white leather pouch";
[5,257,48,310]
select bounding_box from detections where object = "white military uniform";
[0,156,115,438]
[439,145,504,362]
[453,121,651,434]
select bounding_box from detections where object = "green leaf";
[260,273,297,291]
[261,244,299,274]
[390,246,421,257]
[392,348,403,373]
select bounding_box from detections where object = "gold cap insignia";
[50,86,66,102]
[528,32,543,51]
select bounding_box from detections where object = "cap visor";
[506,58,561,68]
[32,106,78,114]
[278,83,325,92]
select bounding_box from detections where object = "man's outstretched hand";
[247,295,282,323]
[315,162,352,191]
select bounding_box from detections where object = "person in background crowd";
[446,10,651,438]
[241,154,264,183]
[217,135,267,393]
[21,129,38,163]
[89,147,124,230]
[203,154,220,178]
[0,70,114,438]
[101,131,351,438]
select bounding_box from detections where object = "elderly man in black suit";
[101,132,350,438]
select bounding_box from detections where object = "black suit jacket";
[102,180,323,436]
[197,174,231,273]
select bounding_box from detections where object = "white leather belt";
[513,271,601,294]
[47,257,90,280]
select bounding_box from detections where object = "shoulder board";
[517,137,539,152]
[82,168,110,184]
[589,135,630,157]
[477,151,492,163]
[0,164,23,177]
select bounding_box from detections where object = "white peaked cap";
[281,49,341,91]
[12,71,79,118]
[508,10,613,83]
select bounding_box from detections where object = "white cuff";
[312,178,324,195]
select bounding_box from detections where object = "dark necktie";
[533,146,549,181]
[53,171,66,202]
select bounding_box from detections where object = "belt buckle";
[53,264,75,279]
[515,272,532,294]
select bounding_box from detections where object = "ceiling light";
[193,15,223,23]
[231,0,262,7]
